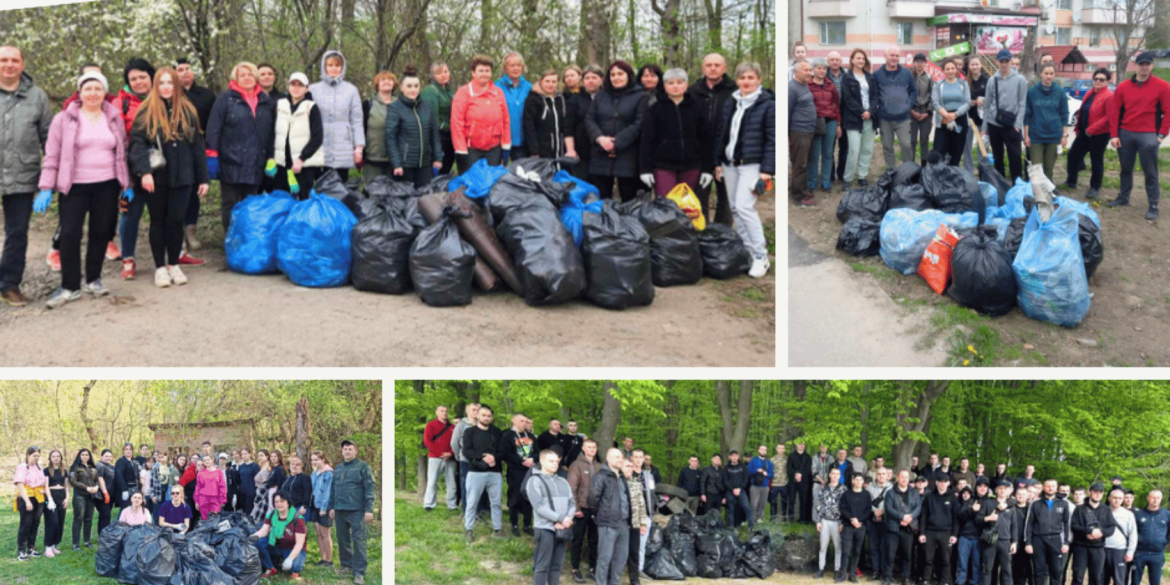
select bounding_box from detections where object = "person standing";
[629,450,656,579]
[748,445,774,525]
[868,468,893,581]
[843,472,876,583]
[883,470,924,585]
[1014,485,1035,585]
[770,444,790,522]
[361,71,397,182]
[149,451,176,523]
[560,421,585,469]
[677,455,704,517]
[1064,69,1113,200]
[586,60,648,202]
[419,62,456,174]
[958,484,985,585]
[14,446,46,561]
[111,58,155,278]
[833,449,857,487]
[271,72,324,199]
[687,53,736,224]
[462,405,506,542]
[42,449,68,558]
[281,456,313,524]
[848,447,868,481]
[237,448,259,515]
[523,69,577,164]
[910,53,935,167]
[451,55,510,171]
[932,59,971,166]
[982,50,1027,182]
[567,65,604,181]
[568,439,601,583]
[700,453,726,517]
[309,451,335,567]
[451,403,486,515]
[309,51,365,182]
[1072,482,1116,585]
[826,51,850,187]
[535,419,566,461]
[497,52,532,161]
[842,49,879,188]
[194,454,226,519]
[590,448,632,585]
[94,449,115,534]
[113,443,139,514]
[386,66,444,188]
[69,449,99,550]
[978,480,1019,585]
[790,442,815,523]
[1105,51,1170,219]
[623,457,651,585]
[175,57,213,260]
[1023,63,1069,182]
[248,451,271,526]
[1104,489,1136,585]
[1025,480,1074,585]
[329,440,375,585]
[1133,490,1168,585]
[422,405,458,512]
[205,62,275,233]
[501,413,537,537]
[723,450,753,529]
[873,46,917,169]
[806,59,842,195]
[789,59,816,207]
[962,57,989,174]
[815,467,847,580]
[529,449,577,585]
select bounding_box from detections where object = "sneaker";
[120,258,136,280]
[354,576,365,585]
[836,571,846,582]
[512,525,521,537]
[466,529,474,544]
[261,568,278,579]
[1086,187,1100,200]
[796,197,817,208]
[46,288,81,309]
[859,178,869,187]
[289,573,302,582]
[1106,198,1130,208]
[573,570,586,583]
[105,241,121,261]
[185,225,202,251]
[45,548,55,558]
[17,551,28,561]
[72,545,80,551]
[46,249,61,271]
[1,288,29,307]
[317,560,333,567]
[28,549,40,557]
[155,267,172,288]
[424,507,433,512]
[1147,206,1159,221]
[84,542,91,548]
[749,256,771,278]
[83,279,110,297]
[168,265,188,285]
[178,252,206,266]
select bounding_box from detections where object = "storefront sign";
[974,26,1028,53]
[930,42,970,62]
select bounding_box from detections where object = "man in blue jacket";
[747,445,774,526]
[496,52,532,162]
[1133,490,1169,585]
[873,46,917,170]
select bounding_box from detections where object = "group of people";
[787,42,1170,221]
[12,439,376,584]
[0,46,775,311]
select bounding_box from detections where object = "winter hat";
[78,71,109,93]
[123,58,156,88]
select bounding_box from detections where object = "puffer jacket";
[522,91,574,159]
[308,50,366,169]
[206,86,276,186]
[385,95,443,169]
[38,101,132,196]
[841,70,879,132]
[0,71,52,195]
[715,88,776,175]
[639,92,712,173]
[451,81,511,152]
[589,466,632,528]
[128,99,209,188]
[585,83,648,178]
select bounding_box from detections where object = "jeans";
[335,509,369,577]
[808,121,838,190]
[72,493,96,546]
[789,130,814,200]
[1029,143,1059,183]
[59,180,120,290]
[725,164,767,260]
[463,471,503,531]
[254,541,307,573]
[1133,551,1164,585]
[769,485,788,520]
[534,528,569,585]
[595,525,629,585]
[880,119,913,168]
[17,498,44,552]
[935,124,969,167]
[219,182,257,234]
[984,540,1014,585]
[1073,545,1106,585]
[725,489,753,528]
[958,536,983,585]
[1066,133,1109,190]
[844,524,867,574]
[119,183,149,259]
[911,114,933,165]
[652,168,701,197]
[987,124,1023,182]
[845,124,877,182]
[1117,129,1161,207]
[570,508,598,572]
[820,518,842,571]
[749,485,770,523]
[0,192,33,292]
[146,180,193,268]
[424,457,458,510]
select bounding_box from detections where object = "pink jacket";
[38,101,131,195]
[450,82,511,152]
[194,468,226,509]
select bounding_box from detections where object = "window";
[897,22,914,45]
[1089,27,1101,46]
[1058,0,1071,8]
[820,21,846,45]
[1056,27,1072,44]
[1083,0,1095,8]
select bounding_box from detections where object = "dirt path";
[0,199,774,367]
[787,141,1170,367]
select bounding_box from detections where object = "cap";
[1111,475,1123,482]
[976,476,990,486]
[217,452,228,460]
[1090,482,1106,492]
[288,72,310,86]
[914,53,928,62]
[935,472,951,482]
[1017,477,1029,486]
[996,479,1014,489]
[1135,51,1155,64]
[997,49,1013,62]
[340,439,356,448]
[78,71,109,93]
[915,475,929,483]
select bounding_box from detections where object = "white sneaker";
[83,279,110,297]
[154,267,172,288]
[748,256,771,278]
[168,265,188,285]
[45,288,81,309]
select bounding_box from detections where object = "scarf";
[725,88,762,163]
[230,80,261,116]
[268,509,295,546]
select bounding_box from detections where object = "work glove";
[206,155,219,180]
[122,188,134,203]
[103,493,110,504]
[264,159,277,178]
[752,178,772,197]
[33,189,52,214]
[700,173,713,189]
[287,170,300,195]
[46,498,56,512]
[282,557,294,571]
[121,491,129,502]
[640,173,654,188]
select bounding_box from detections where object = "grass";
[0,505,382,584]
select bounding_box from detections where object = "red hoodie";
[1109,74,1170,137]
[423,418,456,458]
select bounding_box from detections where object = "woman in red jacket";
[1064,68,1113,200]
[805,58,841,194]
[112,58,156,279]
[450,54,510,173]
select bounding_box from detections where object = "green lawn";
[0,506,382,584]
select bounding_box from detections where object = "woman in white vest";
[272,72,324,199]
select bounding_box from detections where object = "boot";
[572,570,586,583]
[465,529,474,544]
[1106,197,1130,208]
[185,225,201,251]
[1147,204,1159,220]
[836,571,847,582]
[816,570,826,579]
[1085,187,1100,200]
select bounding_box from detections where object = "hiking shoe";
[1,288,29,307]
[185,225,202,251]
[795,197,817,207]
[289,573,302,581]
[749,256,771,278]
[1147,206,1159,221]
[84,279,110,297]
[573,570,586,583]
[1106,198,1130,208]
[46,248,61,271]
[46,288,81,309]
[120,258,136,280]
[512,525,521,537]
[354,576,365,585]
[178,252,205,266]
[465,529,474,544]
[155,267,172,288]
[815,570,825,579]
[1086,187,1100,200]
[168,265,188,285]
[105,241,121,261]
[493,529,506,538]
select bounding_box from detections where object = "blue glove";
[501,149,511,164]
[987,154,995,165]
[33,190,52,214]
[207,156,219,180]
[122,188,134,202]
[432,166,441,177]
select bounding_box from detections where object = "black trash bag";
[948,225,1017,316]
[363,174,417,199]
[836,185,889,223]
[643,524,686,580]
[738,531,777,578]
[669,532,698,576]
[496,202,587,305]
[96,522,132,577]
[580,204,655,309]
[1002,216,1028,260]
[889,184,932,211]
[695,536,723,578]
[698,223,752,278]
[351,200,420,294]
[137,530,179,585]
[180,540,235,585]
[507,156,572,182]
[487,171,560,226]
[699,509,726,532]
[889,161,922,189]
[211,527,262,585]
[672,513,700,535]
[313,168,365,218]
[716,531,742,569]
[979,159,1011,206]
[118,523,161,584]
[837,215,883,257]
[616,197,703,286]
[1078,214,1104,279]
[409,210,477,307]
[921,158,985,223]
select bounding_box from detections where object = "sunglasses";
[171,491,182,495]
[1094,77,1107,82]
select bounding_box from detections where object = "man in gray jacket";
[910,54,935,167]
[981,50,1028,182]
[0,45,52,307]
[1105,489,1136,585]
[529,448,577,585]
[789,60,816,207]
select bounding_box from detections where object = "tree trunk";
[891,381,950,473]
[579,0,612,67]
[295,397,311,461]
[717,381,753,455]
[859,384,870,456]
[703,0,724,52]
[416,454,428,497]
[594,381,622,456]
[80,380,100,453]
[652,0,682,67]
[480,0,493,48]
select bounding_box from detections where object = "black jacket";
[639,93,713,174]
[677,467,703,496]
[840,70,879,133]
[1013,504,1030,544]
[185,84,216,135]
[462,425,503,473]
[921,489,960,535]
[206,88,275,186]
[715,89,776,175]
[1071,501,1118,548]
[586,84,648,178]
[589,466,632,528]
[281,473,313,510]
[687,74,738,127]
[840,489,875,525]
[565,89,594,170]
[701,465,725,496]
[722,461,749,491]
[559,434,583,468]
[523,91,575,159]
[976,497,1019,542]
[499,428,536,505]
[128,101,209,188]
[884,485,924,532]
[787,451,812,484]
[266,465,287,490]
[1024,495,1073,545]
[957,497,982,538]
[534,431,564,459]
[385,95,443,169]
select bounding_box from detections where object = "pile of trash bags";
[834,160,1102,327]
[643,511,775,580]
[96,511,261,585]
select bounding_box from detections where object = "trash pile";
[95,512,261,585]
[643,510,775,580]
[225,159,755,309]
[835,158,1102,327]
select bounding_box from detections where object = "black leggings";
[44,495,67,548]
[439,131,456,176]
[988,124,1024,182]
[1065,133,1109,190]
[934,122,969,166]
[219,182,257,234]
[72,493,95,546]
[458,147,503,174]
[96,497,113,534]
[17,498,44,552]
[591,175,642,203]
[147,180,193,268]
[59,180,120,291]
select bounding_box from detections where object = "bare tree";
[651,0,683,66]
[1101,0,1153,77]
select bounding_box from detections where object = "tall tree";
[717,381,753,455]
[651,0,682,66]
[890,380,950,472]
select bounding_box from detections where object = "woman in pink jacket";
[35,71,132,310]
[450,54,511,173]
[194,456,227,520]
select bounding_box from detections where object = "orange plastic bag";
[665,183,706,231]
[917,224,960,295]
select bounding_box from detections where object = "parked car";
[1066,78,1115,100]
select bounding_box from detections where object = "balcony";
[807,0,859,18]
[1080,7,1127,23]
[888,0,936,19]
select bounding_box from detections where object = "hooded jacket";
[982,70,1028,132]
[585,82,648,178]
[716,88,775,175]
[206,85,275,186]
[522,90,574,159]
[385,95,443,169]
[39,100,132,196]
[309,50,366,169]
[496,75,533,148]
[311,465,333,511]
[639,92,713,174]
[1,71,53,195]
[451,80,511,152]
[128,99,209,188]
[1025,82,1070,143]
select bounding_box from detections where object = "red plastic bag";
[917,224,960,295]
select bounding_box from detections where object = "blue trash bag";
[276,190,358,287]
[225,190,296,274]
[552,170,600,205]
[555,170,604,247]
[879,208,978,275]
[448,158,509,200]
[1011,205,1090,327]
[978,182,998,218]
[1054,196,1101,227]
[1001,178,1033,218]
[984,217,1012,244]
